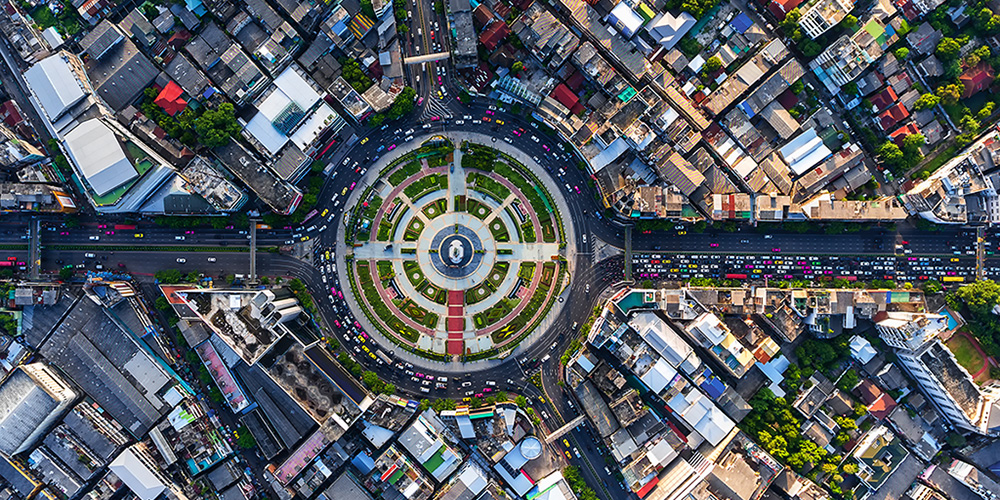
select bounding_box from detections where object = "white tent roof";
[63,119,137,196]
[24,54,87,120]
[110,448,167,500]
[610,3,644,35]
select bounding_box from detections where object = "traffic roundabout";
[340,135,571,362]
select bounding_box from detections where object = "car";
[349,182,357,190]
[574,186,580,194]
[496,119,504,125]
[563,439,571,448]
[741,239,749,244]
[360,137,369,144]
[388,144,397,151]
[175,236,185,240]
[84,253,95,258]
[89,235,100,240]
[565,450,572,459]
[710,243,719,247]
[504,137,512,143]
[134,233,144,238]
[420,387,430,393]
[176,258,186,263]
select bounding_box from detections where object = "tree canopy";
[935,37,962,60]
[195,103,241,148]
[913,93,940,111]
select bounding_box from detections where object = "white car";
[89,235,99,240]
[207,257,217,262]
[176,258,186,264]
[175,235,185,240]
[84,253,95,258]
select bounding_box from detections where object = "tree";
[843,463,859,474]
[837,369,859,391]
[515,395,527,407]
[936,37,962,60]
[791,80,805,94]
[235,425,256,449]
[799,39,823,59]
[781,8,804,42]
[58,267,73,281]
[979,102,996,119]
[843,82,859,96]
[155,296,170,311]
[820,463,838,474]
[194,103,241,147]
[876,142,906,171]
[670,0,720,19]
[923,280,942,294]
[841,14,858,28]
[155,269,183,284]
[935,82,964,105]
[704,56,722,72]
[894,47,910,60]
[902,133,926,159]
[960,112,981,132]
[511,61,523,73]
[913,93,940,111]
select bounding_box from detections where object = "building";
[799,0,855,38]
[81,21,158,112]
[876,312,948,350]
[0,122,45,167]
[960,63,995,98]
[947,460,1000,500]
[895,338,1000,435]
[810,16,898,92]
[242,64,345,183]
[851,425,908,490]
[213,141,301,215]
[0,183,77,213]
[644,11,695,50]
[22,51,92,125]
[0,363,77,456]
[109,446,169,500]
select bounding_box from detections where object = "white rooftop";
[63,119,137,196]
[610,3,644,35]
[641,357,678,394]
[245,66,324,155]
[110,448,167,500]
[850,335,877,364]
[24,53,88,121]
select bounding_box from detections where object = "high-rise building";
[0,363,77,456]
[895,339,1000,435]
[876,312,948,351]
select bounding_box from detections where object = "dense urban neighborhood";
[5,0,1000,498]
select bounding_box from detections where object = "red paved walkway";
[447,290,464,355]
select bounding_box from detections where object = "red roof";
[768,0,803,20]
[479,21,511,50]
[870,86,898,113]
[878,103,909,131]
[960,63,995,98]
[636,476,659,498]
[154,81,188,116]
[889,123,920,146]
[0,101,23,128]
[167,30,191,49]
[551,83,580,111]
[893,0,919,20]
[868,393,897,420]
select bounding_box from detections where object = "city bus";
[942,276,965,282]
[114,224,136,230]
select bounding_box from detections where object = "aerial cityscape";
[4,0,1000,498]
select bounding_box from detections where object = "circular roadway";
[335,134,574,365]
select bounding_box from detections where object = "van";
[572,322,578,329]
[541,354,551,363]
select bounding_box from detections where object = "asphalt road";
[0,93,994,500]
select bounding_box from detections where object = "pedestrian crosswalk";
[420,94,453,120]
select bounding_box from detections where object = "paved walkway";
[335,132,578,372]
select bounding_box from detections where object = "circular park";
[342,137,569,362]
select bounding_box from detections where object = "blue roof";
[990,461,1000,475]
[731,13,753,34]
[700,369,726,399]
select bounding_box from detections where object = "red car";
[710,243,719,247]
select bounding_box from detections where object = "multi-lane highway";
[0,97,995,500]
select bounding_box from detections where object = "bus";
[942,276,965,282]
[837,276,858,281]
[376,349,392,364]
[114,224,136,230]
[0,261,11,267]
[725,273,747,279]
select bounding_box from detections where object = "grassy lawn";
[911,144,958,180]
[946,333,985,376]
